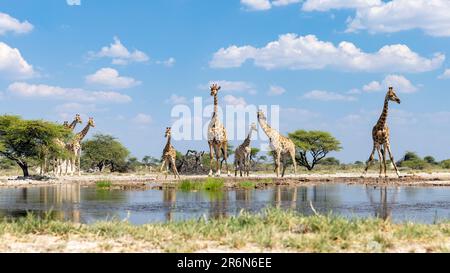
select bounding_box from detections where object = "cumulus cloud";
[241,0,301,10]
[223,95,247,106]
[362,75,418,93]
[267,85,286,96]
[66,0,81,6]
[156,57,176,67]
[89,36,149,65]
[302,0,381,11]
[210,34,444,73]
[8,82,132,103]
[438,69,450,80]
[0,42,35,79]
[0,12,33,35]
[132,113,152,125]
[165,94,188,105]
[303,90,357,101]
[85,67,141,89]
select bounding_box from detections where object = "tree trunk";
[18,162,29,177]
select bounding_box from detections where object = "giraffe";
[160,127,180,179]
[67,117,95,176]
[207,83,230,177]
[257,110,297,178]
[234,123,257,177]
[53,114,83,176]
[363,86,401,178]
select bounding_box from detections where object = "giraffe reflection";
[365,186,399,220]
[163,188,177,221]
[39,184,81,222]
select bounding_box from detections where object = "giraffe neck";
[68,120,78,131]
[76,124,91,142]
[258,118,275,138]
[213,94,218,118]
[376,96,389,128]
[242,129,253,147]
[164,135,171,150]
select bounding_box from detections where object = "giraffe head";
[250,122,257,132]
[257,110,266,121]
[387,86,401,104]
[87,117,96,128]
[74,114,82,124]
[63,121,69,128]
[165,127,172,138]
[210,83,221,96]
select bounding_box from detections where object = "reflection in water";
[0,183,448,224]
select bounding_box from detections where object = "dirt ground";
[1,171,450,189]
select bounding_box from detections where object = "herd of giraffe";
[40,115,96,176]
[161,84,403,180]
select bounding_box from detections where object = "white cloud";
[156,57,176,67]
[303,90,356,101]
[66,0,81,6]
[302,0,381,11]
[241,0,301,10]
[0,12,33,35]
[345,0,450,37]
[267,85,286,96]
[210,34,444,73]
[362,80,382,92]
[8,82,132,103]
[85,67,141,89]
[203,80,256,94]
[438,69,450,79]
[223,95,247,106]
[347,88,361,94]
[361,75,418,93]
[90,36,149,65]
[132,113,152,125]
[0,42,35,79]
[165,94,188,105]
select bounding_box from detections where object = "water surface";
[0,183,448,224]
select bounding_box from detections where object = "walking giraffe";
[207,83,230,176]
[234,123,257,177]
[257,110,296,177]
[363,86,401,178]
[160,127,180,179]
[67,117,95,176]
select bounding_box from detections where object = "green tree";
[319,157,341,166]
[142,155,160,167]
[288,130,342,171]
[0,115,71,177]
[424,156,437,165]
[441,159,450,169]
[398,151,429,170]
[81,134,130,172]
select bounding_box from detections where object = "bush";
[441,159,450,169]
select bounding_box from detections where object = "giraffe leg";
[246,154,250,177]
[275,150,281,178]
[363,145,376,176]
[170,157,180,179]
[214,144,221,176]
[381,145,387,178]
[290,149,297,175]
[208,142,214,177]
[386,143,400,178]
[222,143,230,176]
[376,146,383,178]
[281,154,287,178]
[165,159,170,180]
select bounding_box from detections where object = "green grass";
[0,208,448,253]
[95,180,112,189]
[179,178,224,192]
[239,181,256,189]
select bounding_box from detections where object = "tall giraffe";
[67,117,95,176]
[257,110,296,177]
[160,127,180,179]
[234,123,257,177]
[207,84,230,177]
[363,87,401,178]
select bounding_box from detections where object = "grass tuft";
[96,180,112,189]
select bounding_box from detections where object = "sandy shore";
[1,172,450,188]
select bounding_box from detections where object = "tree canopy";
[0,115,71,176]
[288,130,342,171]
[81,134,130,172]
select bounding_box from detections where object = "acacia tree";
[0,115,71,177]
[288,130,342,171]
[81,134,130,172]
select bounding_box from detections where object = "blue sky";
[1,0,450,163]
